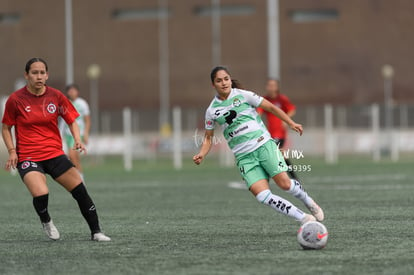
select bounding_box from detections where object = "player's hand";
[193,153,204,165]
[290,122,303,136]
[73,141,87,154]
[5,150,18,170]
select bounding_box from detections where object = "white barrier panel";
[172,107,182,170]
[371,104,380,162]
[123,107,132,171]
[324,104,337,164]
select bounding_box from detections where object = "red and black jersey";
[2,86,79,162]
[257,94,296,140]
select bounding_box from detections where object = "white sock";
[256,189,306,221]
[287,179,313,207]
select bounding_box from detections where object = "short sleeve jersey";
[205,88,271,157]
[63,97,90,136]
[2,86,79,162]
[258,94,295,139]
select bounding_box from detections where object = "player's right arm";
[193,129,214,165]
[2,123,18,169]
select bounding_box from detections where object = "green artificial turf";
[0,156,413,275]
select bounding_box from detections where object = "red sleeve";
[58,92,79,124]
[280,94,295,113]
[1,95,17,126]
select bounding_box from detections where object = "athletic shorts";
[17,155,74,180]
[273,138,285,149]
[65,134,83,149]
[236,140,288,188]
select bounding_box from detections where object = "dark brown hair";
[64,83,80,93]
[210,66,243,89]
[25,57,48,73]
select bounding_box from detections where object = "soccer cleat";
[300,214,316,225]
[92,232,111,242]
[307,200,324,221]
[42,220,60,240]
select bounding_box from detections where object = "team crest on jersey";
[21,161,31,169]
[233,98,241,107]
[46,103,57,114]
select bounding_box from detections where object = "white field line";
[227,174,412,191]
[305,174,408,184]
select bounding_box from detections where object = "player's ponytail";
[231,79,243,89]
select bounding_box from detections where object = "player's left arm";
[259,98,303,136]
[284,96,296,118]
[68,121,87,153]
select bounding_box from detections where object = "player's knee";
[256,189,272,204]
[276,177,291,191]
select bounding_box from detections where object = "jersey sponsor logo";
[25,106,31,112]
[233,98,241,107]
[214,109,223,117]
[228,125,248,138]
[224,110,237,125]
[46,103,57,114]
[21,161,30,169]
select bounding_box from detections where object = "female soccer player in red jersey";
[1,58,110,241]
[257,79,299,180]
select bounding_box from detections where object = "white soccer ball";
[297,221,328,250]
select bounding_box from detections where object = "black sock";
[71,183,101,234]
[285,158,299,180]
[33,194,51,223]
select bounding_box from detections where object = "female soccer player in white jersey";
[193,66,324,224]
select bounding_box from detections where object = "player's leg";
[19,166,60,240]
[237,150,313,224]
[50,156,110,241]
[272,170,324,221]
[276,138,299,180]
[66,134,84,180]
[262,140,324,221]
[68,148,82,173]
[284,158,299,180]
[249,179,314,223]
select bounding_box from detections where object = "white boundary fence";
[1,101,413,171]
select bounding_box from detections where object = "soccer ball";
[297,221,328,250]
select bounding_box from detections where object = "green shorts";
[65,134,83,149]
[236,140,288,188]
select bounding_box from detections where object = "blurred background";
[1,0,413,169]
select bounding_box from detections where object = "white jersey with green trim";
[205,88,271,156]
[63,97,90,136]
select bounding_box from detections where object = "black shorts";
[273,138,286,149]
[17,155,74,180]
